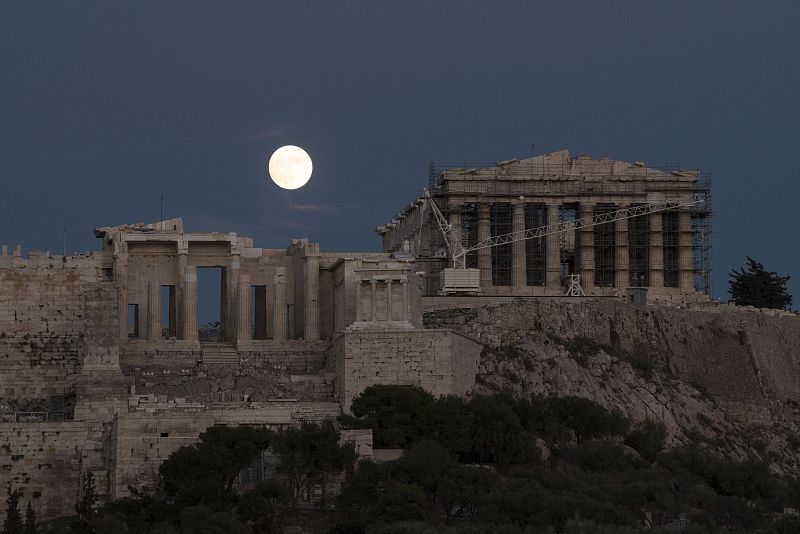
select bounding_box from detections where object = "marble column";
[650,213,664,288]
[546,203,561,290]
[512,201,526,288]
[449,209,462,252]
[370,280,378,322]
[236,274,251,343]
[678,210,694,289]
[225,252,240,342]
[273,268,287,341]
[147,280,161,341]
[477,203,491,289]
[401,279,410,322]
[183,266,198,342]
[386,280,393,321]
[304,254,320,340]
[578,202,595,290]
[615,213,630,289]
[354,279,363,322]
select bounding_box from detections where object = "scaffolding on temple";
[398,152,713,298]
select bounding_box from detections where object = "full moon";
[268,145,313,190]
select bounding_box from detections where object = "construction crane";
[421,189,702,295]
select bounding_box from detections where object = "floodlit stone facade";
[377,150,711,303]
[0,150,717,519]
[0,220,481,519]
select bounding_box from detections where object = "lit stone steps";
[200,343,239,365]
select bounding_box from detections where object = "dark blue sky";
[1,2,798,303]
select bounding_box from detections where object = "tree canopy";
[728,256,793,310]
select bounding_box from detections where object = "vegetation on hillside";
[24,386,800,533]
[335,385,800,533]
[729,256,793,310]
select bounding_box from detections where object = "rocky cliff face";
[424,300,800,474]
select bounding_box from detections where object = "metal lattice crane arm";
[449,198,701,268]
[423,188,465,259]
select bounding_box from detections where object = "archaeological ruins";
[0,149,728,519]
[378,150,711,301]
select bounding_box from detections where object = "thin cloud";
[285,202,339,213]
[247,126,291,143]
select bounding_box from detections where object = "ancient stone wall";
[328,329,482,413]
[0,421,109,520]
[112,401,344,499]
[0,256,106,415]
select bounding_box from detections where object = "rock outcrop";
[424,300,800,474]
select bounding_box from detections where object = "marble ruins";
[0,150,714,518]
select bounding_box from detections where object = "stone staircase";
[201,342,239,365]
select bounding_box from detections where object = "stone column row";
[678,210,694,289]
[458,200,694,294]
[354,278,409,322]
[650,212,664,289]
[578,202,594,290]
[512,202,526,288]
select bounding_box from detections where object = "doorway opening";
[127,304,139,338]
[197,267,225,341]
[251,286,268,340]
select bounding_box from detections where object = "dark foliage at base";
[334,385,800,533]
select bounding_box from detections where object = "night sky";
[2,2,798,311]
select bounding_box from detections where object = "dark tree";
[22,502,36,534]
[728,256,792,310]
[159,425,274,508]
[273,420,357,509]
[236,480,289,534]
[75,471,97,533]
[342,385,434,448]
[2,486,23,534]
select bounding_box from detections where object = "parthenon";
[377,150,712,302]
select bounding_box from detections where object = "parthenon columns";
[546,203,561,289]
[477,204,491,288]
[678,210,694,289]
[578,202,594,290]
[448,210,462,250]
[650,213,664,289]
[512,202,526,288]
[615,214,630,289]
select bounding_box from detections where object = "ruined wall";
[328,329,482,413]
[112,401,344,499]
[0,255,106,414]
[0,421,110,520]
[119,341,334,403]
[425,300,800,424]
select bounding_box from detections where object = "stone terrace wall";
[328,329,482,413]
[0,256,106,414]
[112,401,343,499]
[0,421,109,520]
[425,300,800,424]
[120,341,334,403]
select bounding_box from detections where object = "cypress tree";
[2,485,23,534]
